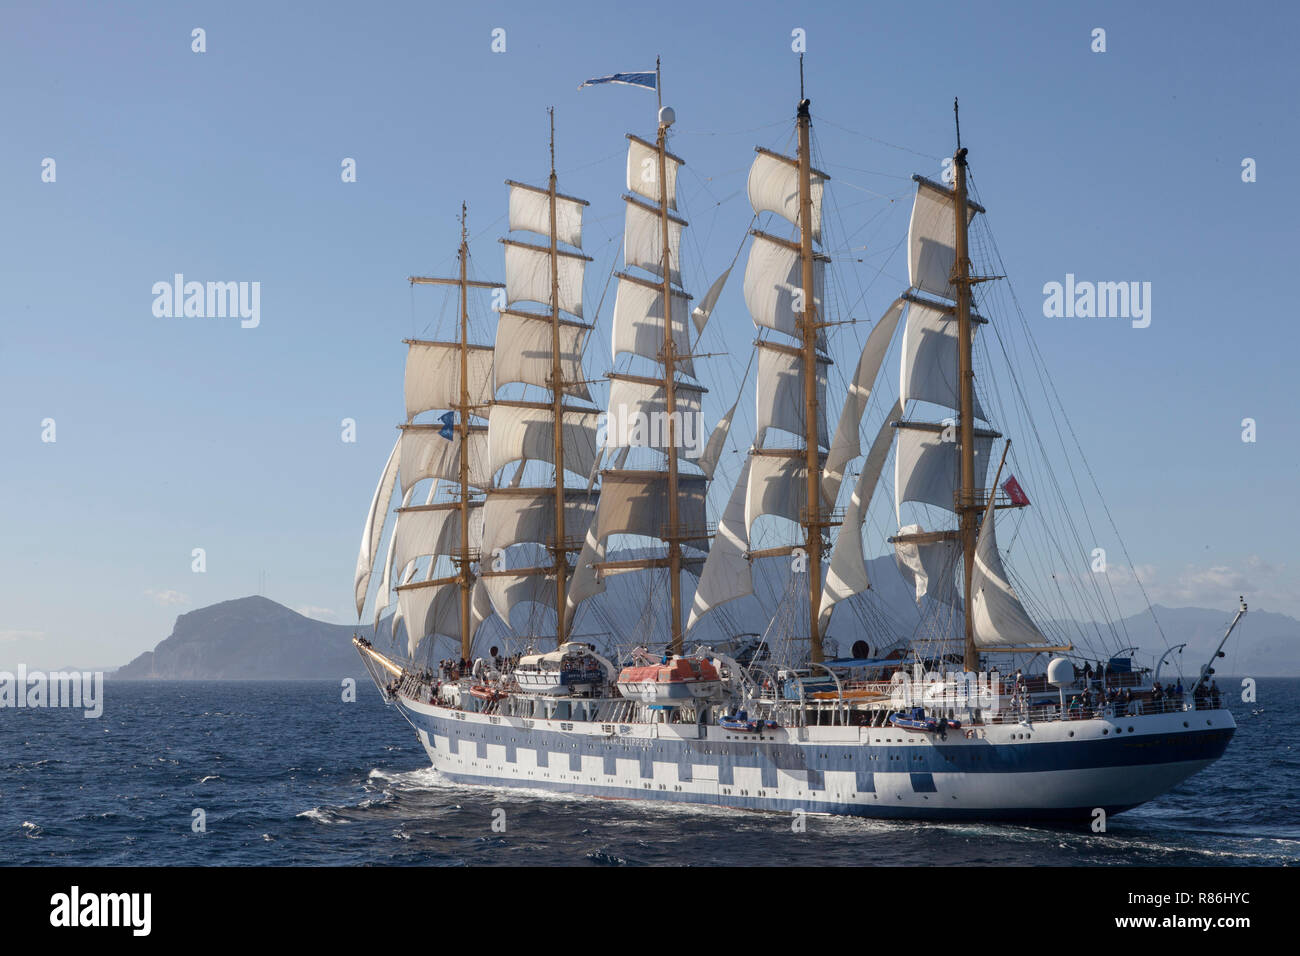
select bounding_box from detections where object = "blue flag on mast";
[577,71,656,92]
[438,411,455,441]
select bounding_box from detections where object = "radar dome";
[1047,657,1075,688]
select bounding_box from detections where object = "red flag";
[1002,475,1030,506]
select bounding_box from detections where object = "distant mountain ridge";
[115,596,370,679]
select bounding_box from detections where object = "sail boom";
[504,179,591,207]
[408,277,504,289]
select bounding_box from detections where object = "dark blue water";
[3,678,1296,866]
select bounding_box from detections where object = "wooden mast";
[456,202,473,660]
[656,64,685,656]
[796,79,825,664]
[952,101,979,673]
[548,108,570,645]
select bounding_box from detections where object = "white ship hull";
[393,694,1234,820]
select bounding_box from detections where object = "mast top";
[460,201,467,245]
[797,55,810,117]
[548,107,556,178]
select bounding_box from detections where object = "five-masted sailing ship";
[351,70,1237,820]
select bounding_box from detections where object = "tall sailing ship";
[350,71,1237,819]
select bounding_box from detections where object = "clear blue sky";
[2,0,1296,669]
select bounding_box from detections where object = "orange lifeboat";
[616,656,723,705]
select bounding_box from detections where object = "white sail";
[816,412,897,628]
[405,341,494,420]
[397,578,493,658]
[894,424,994,518]
[743,232,826,343]
[970,505,1049,648]
[507,181,585,249]
[610,274,695,377]
[494,310,592,400]
[481,556,556,626]
[900,299,986,419]
[502,240,587,318]
[698,398,739,480]
[594,471,708,544]
[480,488,598,564]
[398,424,491,493]
[823,301,904,503]
[626,134,681,210]
[354,435,401,616]
[692,265,732,335]
[605,374,704,457]
[371,484,416,630]
[746,452,826,532]
[756,340,829,449]
[907,176,984,302]
[395,581,448,658]
[390,502,484,583]
[564,527,607,619]
[747,149,825,242]
[687,456,753,629]
[486,402,599,481]
[623,196,684,286]
[894,524,961,607]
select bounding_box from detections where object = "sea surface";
[3,678,1296,866]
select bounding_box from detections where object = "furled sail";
[970,504,1049,648]
[354,435,401,616]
